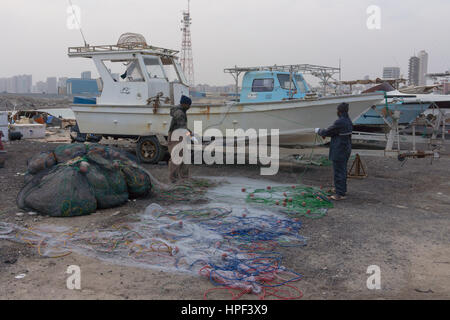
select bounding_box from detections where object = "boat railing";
[68,44,179,57]
[224,64,340,75]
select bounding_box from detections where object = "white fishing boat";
[68,33,384,163]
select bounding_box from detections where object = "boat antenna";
[68,0,88,46]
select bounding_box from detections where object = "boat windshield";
[174,62,189,86]
[144,57,166,79]
[295,75,308,93]
[277,74,297,90]
[160,56,183,83]
[102,59,145,82]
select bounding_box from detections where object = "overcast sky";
[0,0,449,85]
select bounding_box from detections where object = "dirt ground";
[0,139,449,300]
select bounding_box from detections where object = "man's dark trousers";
[333,157,349,196]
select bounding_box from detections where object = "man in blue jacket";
[315,103,353,201]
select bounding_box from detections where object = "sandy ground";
[0,139,449,300]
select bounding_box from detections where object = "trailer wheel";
[137,136,163,164]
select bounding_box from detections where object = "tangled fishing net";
[17,143,152,217]
[8,174,334,299]
[245,185,333,219]
[0,201,307,300]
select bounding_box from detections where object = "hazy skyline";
[1,0,449,85]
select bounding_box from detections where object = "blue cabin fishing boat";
[239,71,312,103]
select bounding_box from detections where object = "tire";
[137,136,163,164]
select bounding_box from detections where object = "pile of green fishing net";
[245,185,333,219]
[17,143,152,217]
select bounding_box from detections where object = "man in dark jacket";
[315,103,353,200]
[168,95,192,183]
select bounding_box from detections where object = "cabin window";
[102,59,145,82]
[277,74,297,91]
[159,57,182,83]
[295,75,308,93]
[175,63,189,86]
[252,79,274,92]
[144,58,166,79]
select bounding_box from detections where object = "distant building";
[6,78,16,93]
[408,56,420,86]
[46,77,58,94]
[67,78,99,95]
[58,77,68,88]
[0,75,32,93]
[58,77,68,95]
[418,50,429,86]
[383,67,400,79]
[0,78,6,92]
[81,71,92,80]
[35,81,48,93]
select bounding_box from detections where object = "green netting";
[20,165,97,217]
[54,143,87,163]
[121,164,152,199]
[155,179,216,203]
[245,185,333,219]
[86,144,135,168]
[85,164,129,209]
[27,152,57,174]
[18,143,152,217]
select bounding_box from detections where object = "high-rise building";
[6,78,17,93]
[46,77,58,94]
[15,75,32,93]
[58,77,68,95]
[58,77,68,89]
[0,75,31,93]
[408,56,420,86]
[418,50,429,86]
[81,71,92,79]
[383,67,400,79]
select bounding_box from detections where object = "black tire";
[137,136,163,164]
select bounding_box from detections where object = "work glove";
[191,136,199,144]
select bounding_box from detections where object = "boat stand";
[352,103,448,160]
[347,154,368,179]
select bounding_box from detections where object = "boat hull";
[71,93,383,146]
[355,102,431,126]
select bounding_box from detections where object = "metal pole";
[289,66,293,99]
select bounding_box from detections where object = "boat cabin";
[239,71,311,103]
[68,34,189,106]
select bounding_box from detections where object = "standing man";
[168,95,192,183]
[315,103,353,200]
